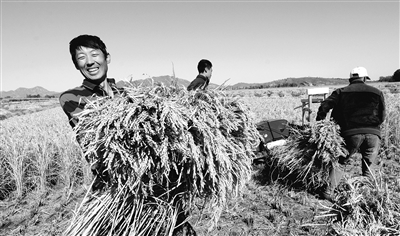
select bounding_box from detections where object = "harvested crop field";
[1,83,399,236]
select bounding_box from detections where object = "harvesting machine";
[253,119,290,165]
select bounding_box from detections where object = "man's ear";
[106,53,111,64]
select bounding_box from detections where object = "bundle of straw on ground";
[65,83,261,235]
[265,120,348,192]
[318,173,400,235]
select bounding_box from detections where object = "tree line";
[26,94,56,98]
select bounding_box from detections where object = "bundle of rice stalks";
[266,120,348,191]
[318,173,400,235]
[65,185,177,236]
[67,83,260,234]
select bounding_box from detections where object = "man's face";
[205,67,213,79]
[75,46,110,81]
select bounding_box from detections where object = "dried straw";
[266,120,348,191]
[65,82,260,234]
[319,173,400,235]
[64,184,177,236]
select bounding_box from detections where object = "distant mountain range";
[244,77,349,89]
[1,75,350,98]
[1,86,60,99]
[113,75,350,90]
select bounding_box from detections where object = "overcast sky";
[1,0,399,92]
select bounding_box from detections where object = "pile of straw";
[65,83,260,235]
[319,174,400,235]
[266,120,348,191]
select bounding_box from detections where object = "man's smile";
[87,68,99,74]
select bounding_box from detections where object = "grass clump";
[319,173,400,235]
[66,83,261,235]
[381,102,400,161]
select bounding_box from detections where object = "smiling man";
[59,34,120,129]
[59,34,122,192]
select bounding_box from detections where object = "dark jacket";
[59,78,121,128]
[187,75,209,91]
[316,79,385,138]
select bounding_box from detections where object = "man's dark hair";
[69,34,108,69]
[197,59,212,73]
[392,69,400,82]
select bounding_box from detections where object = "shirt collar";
[349,78,365,84]
[82,78,116,91]
[197,74,209,82]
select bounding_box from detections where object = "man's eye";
[92,54,99,57]
[77,56,85,60]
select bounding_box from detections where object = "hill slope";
[227,77,349,89]
[116,75,192,88]
[117,75,220,89]
[1,86,59,98]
